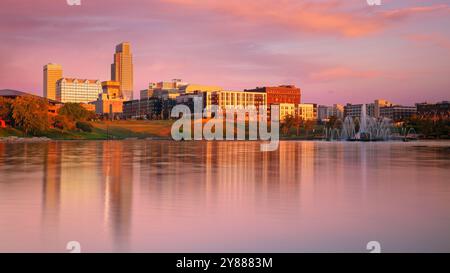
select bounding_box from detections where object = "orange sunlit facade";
[43,63,63,101]
[111,42,134,101]
[245,85,301,105]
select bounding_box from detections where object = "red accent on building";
[245,85,301,105]
[0,119,5,128]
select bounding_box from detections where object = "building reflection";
[136,141,317,217]
[100,141,133,251]
[41,142,62,227]
[38,141,133,251]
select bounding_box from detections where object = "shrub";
[76,121,93,132]
[58,103,95,121]
[53,115,75,130]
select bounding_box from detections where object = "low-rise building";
[344,103,375,118]
[297,103,317,121]
[80,103,96,112]
[0,89,63,115]
[140,88,154,100]
[318,104,344,121]
[374,99,394,118]
[416,101,449,118]
[214,90,266,110]
[181,84,223,94]
[379,105,416,121]
[102,81,121,99]
[279,103,296,121]
[122,98,176,120]
[91,93,124,117]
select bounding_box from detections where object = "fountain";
[325,104,396,141]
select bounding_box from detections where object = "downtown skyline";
[0,0,449,105]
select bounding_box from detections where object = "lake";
[0,140,449,252]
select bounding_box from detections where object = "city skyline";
[0,0,449,105]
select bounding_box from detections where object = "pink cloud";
[405,33,450,51]
[382,4,450,21]
[162,0,450,37]
[163,0,382,37]
[308,67,381,82]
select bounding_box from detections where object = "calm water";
[0,140,449,253]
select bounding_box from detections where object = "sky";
[0,0,449,105]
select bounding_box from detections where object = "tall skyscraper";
[43,63,63,101]
[111,42,134,100]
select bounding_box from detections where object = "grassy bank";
[0,127,26,138]
[0,120,175,140]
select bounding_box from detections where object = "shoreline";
[1,135,449,143]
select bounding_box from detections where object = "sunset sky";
[0,0,449,105]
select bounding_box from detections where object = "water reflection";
[99,141,133,251]
[0,141,449,252]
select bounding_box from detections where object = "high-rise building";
[43,63,63,101]
[56,78,102,103]
[111,42,134,100]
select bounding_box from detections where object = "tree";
[12,96,50,135]
[327,116,339,129]
[0,97,13,125]
[405,115,450,139]
[304,120,316,138]
[58,103,95,122]
[52,115,75,131]
[281,114,295,136]
[294,116,303,136]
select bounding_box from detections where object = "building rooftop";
[0,89,32,97]
[0,89,62,104]
[58,78,100,84]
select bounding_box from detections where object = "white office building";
[56,78,103,103]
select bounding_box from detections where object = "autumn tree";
[304,120,316,138]
[12,96,50,135]
[58,103,95,122]
[281,114,295,136]
[294,116,303,136]
[0,97,13,125]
